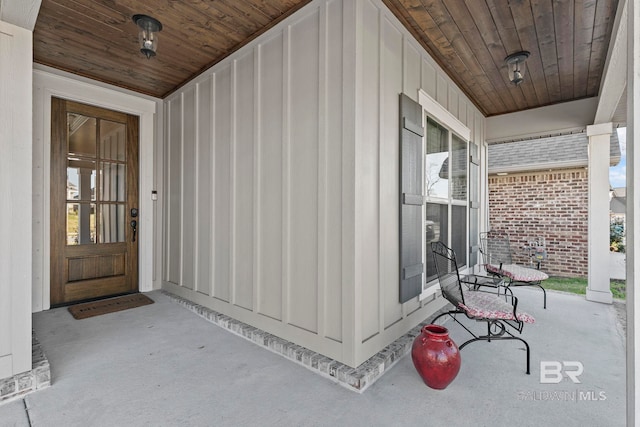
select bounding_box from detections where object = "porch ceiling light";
[133,14,163,59]
[505,51,530,86]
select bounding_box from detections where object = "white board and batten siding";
[163,0,486,368]
[0,19,32,378]
[354,0,486,364]
[164,0,346,362]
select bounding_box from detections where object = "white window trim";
[419,90,471,141]
[418,89,471,301]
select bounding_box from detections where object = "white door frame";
[33,67,160,311]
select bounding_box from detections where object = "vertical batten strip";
[282,24,291,325]
[253,45,262,314]
[164,101,171,283]
[193,84,201,293]
[401,36,407,98]
[230,60,238,305]
[210,74,216,298]
[317,1,328,339]
[342,0,363,365]
[179,93,185,287]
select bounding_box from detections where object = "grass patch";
[543,277,626,300]
[543,277,587,295]
[610,280,626,300]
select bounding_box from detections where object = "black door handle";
[130,219,137,242]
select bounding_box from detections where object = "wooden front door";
[50,98,139,306]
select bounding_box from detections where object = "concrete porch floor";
[0,288,626,426]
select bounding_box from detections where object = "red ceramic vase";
[411,324,461,389]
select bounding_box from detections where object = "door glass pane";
[426,203,448,282]
[67,203,96,245]
[452,205,467,267]
[100,120,126,161]
[100,162,126,202]
[426,118,449,199]
[67,160,96,201]
[451,135,467,201]
[67,114,96,157]
[99,204,126,243]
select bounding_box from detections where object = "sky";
[609,127,627,188]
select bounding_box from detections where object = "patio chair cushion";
[486,263,549,282]
[459,290,535,324]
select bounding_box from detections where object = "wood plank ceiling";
[33,0,619,117]
[33,0,312,98]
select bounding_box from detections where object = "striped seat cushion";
[459,290,535,324]
[486,263,549,282]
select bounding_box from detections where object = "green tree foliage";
[610,218,625,253]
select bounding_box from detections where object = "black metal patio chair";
[430,241,534,374]
[480,230,549,308]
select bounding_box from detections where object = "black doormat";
[68,293,154,319]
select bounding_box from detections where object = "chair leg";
[527,281,547,309]
[536,283,547,309]
[501,285,514,303]
[523,336,531,374]
[513,280,547,309]
[508,335,531,375]
[430,313,531,374]
[459,334,530,375]
[455,319,531,375]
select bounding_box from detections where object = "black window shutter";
[399,93,424,303]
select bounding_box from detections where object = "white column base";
[586,288,613,304]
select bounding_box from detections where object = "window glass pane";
[67,160,96,201]
[99,204,125,243]
[469,207,479,266]
[100,120,126,161]
[67,114,96,157]
[67,203,96,245]
[100,162,126,202]
[426,203,448,282]
[451,134,467,201]
[452,205,467,267]
[469,141,480,266]
[426,118,449,199]
[469,162,479,205]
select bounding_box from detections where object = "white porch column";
[0,0,40,380]
[585,122,613,304]
[0,19,33,378]
[627,0,639,423]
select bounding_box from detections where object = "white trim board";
[418,89,471,141]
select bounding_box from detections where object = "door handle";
[130,219,137,242]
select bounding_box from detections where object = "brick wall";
[488,168,588,278]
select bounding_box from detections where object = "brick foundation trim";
[163,290,452,393]
[0,332,51,404]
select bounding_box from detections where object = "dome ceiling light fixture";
[505,51,530,86]
[132,14,163,59]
